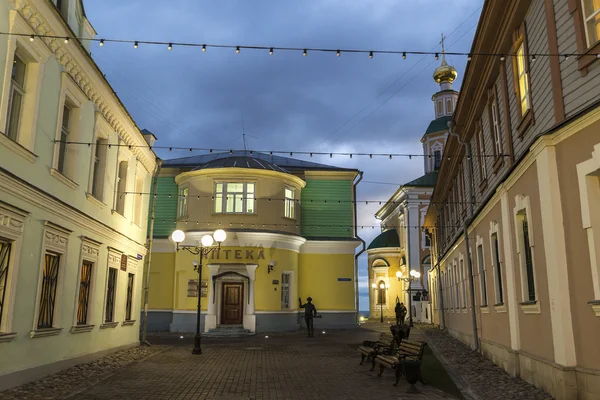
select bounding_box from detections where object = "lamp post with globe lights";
[372,282,389,323]
[171,229,226,354]
[396,270,421,327]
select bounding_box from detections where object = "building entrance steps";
[203,325,255,337]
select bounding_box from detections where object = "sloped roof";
[162,151,357,172]
[367,229,400,250]
[424,115,452,135]
[403,171,438,187]
[191,156,290,174]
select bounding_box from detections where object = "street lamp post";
[396,270,421,327]
[171,229,227,354]
[371,282,389,323]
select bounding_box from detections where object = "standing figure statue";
[395,300,402,325]
[399,302,407,325]
[299,297,317,337]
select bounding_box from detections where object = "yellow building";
[145,152,362,333]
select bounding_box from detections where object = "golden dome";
[433,58,458,84]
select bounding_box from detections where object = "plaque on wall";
[187,279,208,297]
[120,254,128,271]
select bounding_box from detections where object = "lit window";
[178,186,188,218]
[6,55,26,142]
[284,187,295,219]
[214,182,255,214]
[582,0,600,46]
[516,43,531,117]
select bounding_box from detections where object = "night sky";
[84,0,483,311]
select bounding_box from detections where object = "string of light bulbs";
[155,219,445,230]
[55,140,509,160]
[120,191,480,206]
[3,31,597,61]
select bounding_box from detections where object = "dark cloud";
[85,0,482,311]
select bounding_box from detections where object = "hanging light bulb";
[269,48,273,55]
[402,52,406,59]
[531,54,537,62]
[64,37,70,44]
[336,50,341,57]
[236,46,240,54]
[467,54,472,61]
[134,41,139,49]
[500,55,505,61]
[99,39,105,47]
[29,34,35,42]
[168,43,173,50]
[369,51,374,59]
[202,44,207,52]
[435,53,439,60]
[303,49,307,56]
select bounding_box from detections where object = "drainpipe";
[141,158,162,346]
[353,171,366,326]
[448,121,480,352]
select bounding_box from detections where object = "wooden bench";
[358,332,398,365]
[374,339,427,386]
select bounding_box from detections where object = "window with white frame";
[514,195,537,303]
[446,99,453,114]
[56,104,71,175]
[476,240,488,307]
[490,231,504,305]
[582,0,600,46]
[91,138,108,201]
[491,95,503,157]
[115,160,128,215]
[460,258,466,308]
[478,128,488,181]
[0,206,25,335]
[104,267,118,323]
[515,42,531,117]
[281,272,291,309]
[214,182,255,214]
[132,170,145,226]
[284,187,295,219]
[178,186,188,218]
[75,238,99,328]
[437,100,443,117]
[35,223,70,332]
[125,273,135,321]
[5,55,26,142]
[454,262,459,309]
[0,240,13,331]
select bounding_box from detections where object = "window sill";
[122,320,136,326]
[588,300,600,317]
[111,209,128,222]
[100,322,119,329]
[71,324,95,334]
[282,216,297,221]
[494,303,507,313]
[0,332,17,343]
[519,300,541,314]
[50,168,78,190]
[492,157,504,174]
[516,110,534,138]
[462,307,468,313]
[480,306,490,314]
[577,41,600,72]
[212,212,257,217]
[30,327,63,338]
[86,193,106,209]
[0,134,37,163]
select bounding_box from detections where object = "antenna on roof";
[241,113,247,151]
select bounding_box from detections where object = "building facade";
[425,0,600,399]
[366,51,452,322]
[144,152,361,333]
[0,0,156,391]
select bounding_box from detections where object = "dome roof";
[367,229,400,250]
[191,156,291,174]
[433,57,458,84]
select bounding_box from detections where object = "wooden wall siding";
[555,0,600,118]
[300,179,354,238]
[150,176,179,238]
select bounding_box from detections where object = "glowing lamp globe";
[410,270,417,278]
[379,283,385,289]
[414,271,421,278]
[396,271,402,278]
[171,230,185,244]
[213,229,227,243]
[371,283,377,289]
[201,234,214,247]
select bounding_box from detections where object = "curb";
[63,345,173,399]
[418,326,481,400]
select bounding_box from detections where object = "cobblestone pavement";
[420,325,552,400]
[0,345,168,400]
[65,329,454,400]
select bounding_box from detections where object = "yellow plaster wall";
[147,253,175,310]
[298,253,355,310]
[254,248,298,311]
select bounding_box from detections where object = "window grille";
[38,252,61,329]
[477,244,487,306]
[76,261,93,325]
[281,273,290,309]
[0,240,12,328]
[105,268,117,323]
[522,219,536,301]
[125,273,134,321]
[492,233,503,304]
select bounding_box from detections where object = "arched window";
[446,99,453,114]
[437,100,443,116]
[377,280,386,305]
[434,150,442,169]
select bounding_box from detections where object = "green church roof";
[367,229,400,250]
[424,115,452,135]
[404,171,438,187]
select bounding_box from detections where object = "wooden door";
[221,283,243,325]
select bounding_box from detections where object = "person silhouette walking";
[299,297,317,337]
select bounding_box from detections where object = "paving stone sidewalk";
[420,325,552,400]
[54,329,454,400]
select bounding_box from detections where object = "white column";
[205,264,220,332]
[244,264,258,332]
[536,146,576,367]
